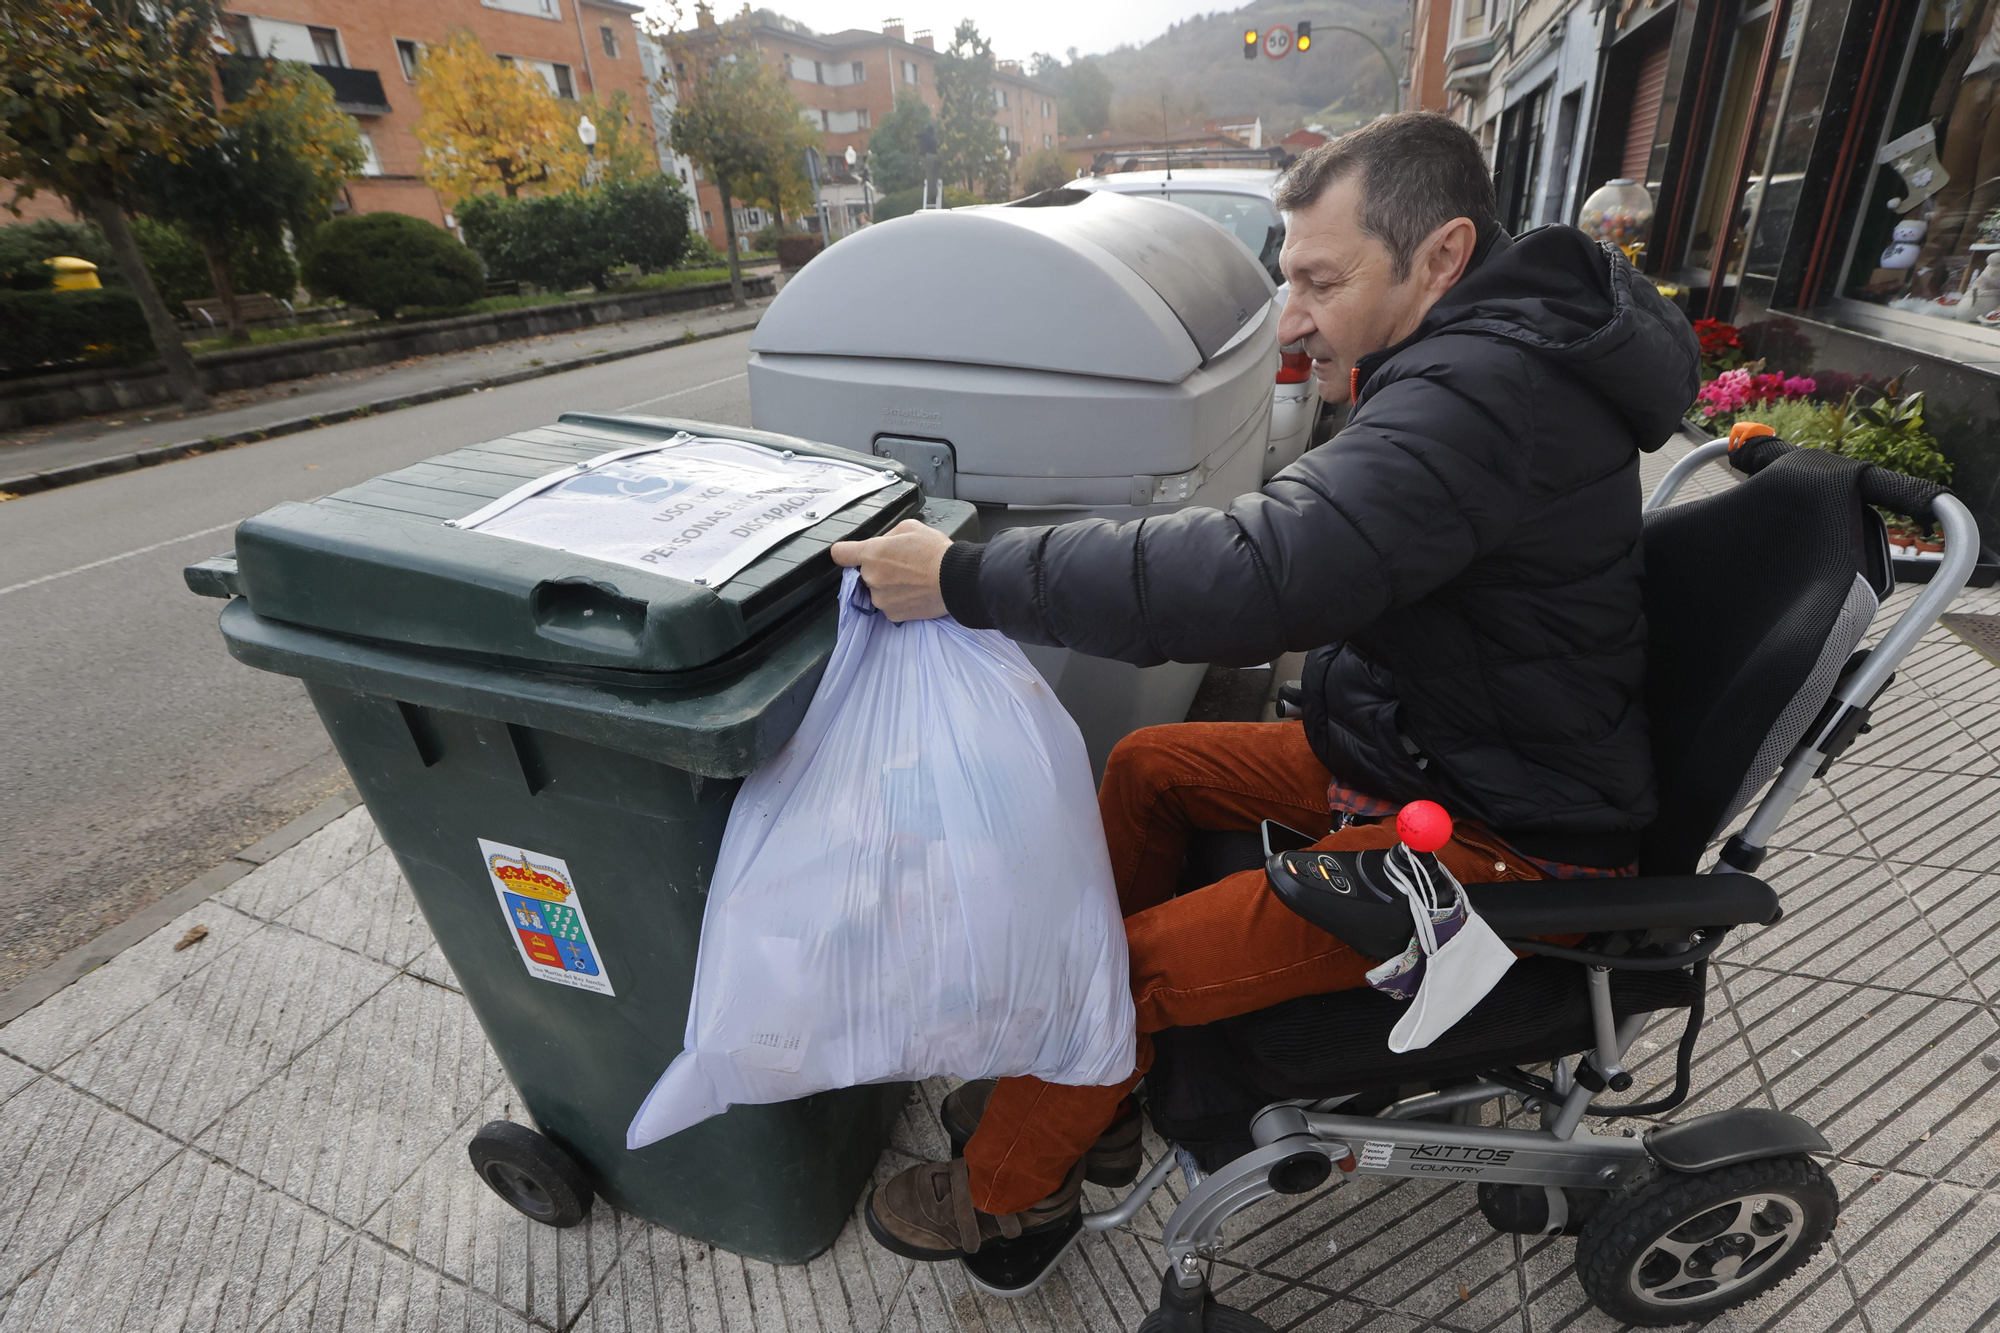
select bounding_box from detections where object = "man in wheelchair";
[834,111,1977,1327]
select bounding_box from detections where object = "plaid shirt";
[1327,780,1636,880]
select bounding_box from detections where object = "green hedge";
[127,217,299,313]
[775,235,821,269]
[0,220,116,292]
[872,185,981,222]
[458,174,693,293]
[0,288,153,372]
[0,217,296,312]
[299,213,484,317]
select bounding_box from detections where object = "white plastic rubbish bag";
[628,569,1137,1149]
[1366,845,1517,1053]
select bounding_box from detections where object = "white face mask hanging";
[1362,802,1519,1053]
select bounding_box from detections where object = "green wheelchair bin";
[185,412,977,1264]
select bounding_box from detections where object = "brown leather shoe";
[941,1079,1145,1187]
[864,1157,1083,1260]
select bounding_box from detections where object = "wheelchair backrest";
[1638,448,1894,874]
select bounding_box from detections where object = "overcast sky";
[647,2,1226,65]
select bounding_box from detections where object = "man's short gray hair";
[1275,112,1497,282]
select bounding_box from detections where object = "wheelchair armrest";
[1466,874,1781,937]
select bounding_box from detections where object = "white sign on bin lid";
[448,433,898,588]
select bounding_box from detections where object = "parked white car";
[1063,165,1324,480]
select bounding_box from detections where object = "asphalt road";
[0,331,755,996]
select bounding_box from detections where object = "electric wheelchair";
[992,435,1985,1328]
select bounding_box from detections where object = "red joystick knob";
[1397,801,1453,854]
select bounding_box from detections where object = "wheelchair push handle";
[1727,421,1952,525]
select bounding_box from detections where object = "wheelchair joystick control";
[1396,800,1453,853]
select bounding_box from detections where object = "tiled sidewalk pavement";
[2,436,1998,1331]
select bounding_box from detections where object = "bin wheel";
[467,1120,593,1228]
[1575,1155,1836,1326]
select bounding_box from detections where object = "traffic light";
[1244,27,1260,58]
[1296,20,1312,50]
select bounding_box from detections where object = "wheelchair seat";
[1145,444,1901,1170]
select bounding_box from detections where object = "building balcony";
[1442,31,1500,94]
[220,55,392,117]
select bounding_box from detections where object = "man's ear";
[1416,217,1480,303]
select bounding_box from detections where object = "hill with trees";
[1040,0,1407,142]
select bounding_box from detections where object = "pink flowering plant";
[1691,366,1818,429]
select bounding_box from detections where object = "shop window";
[1683,2,1778,279]
[1841,0,2000,328]
[1545,89,1584,223]
[1713,3,1808,304]
[1495,85,1549,233]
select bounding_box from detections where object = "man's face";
[1275,177,1444,402]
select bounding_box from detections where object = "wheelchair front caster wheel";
[1575,1155,1836,1326]
[1137,1268,1276,1333]
[1135,1301,1275,1333]
[468,1119,593,1228]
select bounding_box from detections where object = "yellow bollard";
[46,256,102,291]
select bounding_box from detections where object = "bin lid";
[749,191,1276,385]
[227,414,923,676]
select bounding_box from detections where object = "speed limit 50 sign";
[1263,25,1294,58]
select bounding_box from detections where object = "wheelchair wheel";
[1138,1268,1277,1333]
[1135,1300,1274,1333]
[1575,1155,1836,1326]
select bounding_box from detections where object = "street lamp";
[577,115,598,185]
[845,144,873,229]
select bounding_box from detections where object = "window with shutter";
[1621,41,1672,182]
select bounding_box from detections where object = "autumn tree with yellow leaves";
[413,30,570,200]
[413,30,653,202]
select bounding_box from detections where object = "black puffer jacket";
[940,226,1701,853]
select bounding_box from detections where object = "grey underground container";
[746,189,1279,776]
[185,412,978,1264]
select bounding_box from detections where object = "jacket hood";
[1378,225,1702,450]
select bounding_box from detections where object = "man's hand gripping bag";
[628,570,1137,1148]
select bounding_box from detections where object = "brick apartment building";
[8,7,1054,261]
[217,0,661,226]
[672,14,1059,251]
[8,0,666,231]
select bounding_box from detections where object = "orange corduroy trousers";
[962,720,1551,1215]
